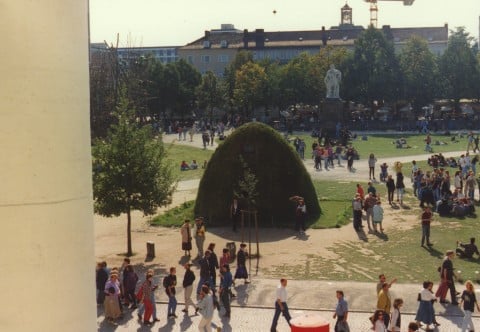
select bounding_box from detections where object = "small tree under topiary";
[194,122,320,227]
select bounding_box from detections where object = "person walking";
[96,261,109,305]
[377,282,392,328]
[421,207,433,247]
[415,281,437,331]
[234,243,249,284]
[364,192,377,232]
[371,310,387,332]
[352,194,363,231]
[388,298,403,332]
[368,153,377,180]
[270,278,292,332]
[164,267,178,319]
[459,280,480,332]
[122,264,139,309]
[333,290,349,332]
[180,219,192,256]
[386,175,395,205]
[139,273,156,325]
[194,217,206,259]
[181,263,196,315]
[219,264,233,318]
[441,250,459,305]
[197,285,214,332]
[197,250,211,295]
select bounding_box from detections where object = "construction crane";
[364,0,414,28]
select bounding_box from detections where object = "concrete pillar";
[0,1,95,331]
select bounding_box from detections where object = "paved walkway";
[97,278,480,331]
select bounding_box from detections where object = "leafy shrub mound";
[194,122,320,226]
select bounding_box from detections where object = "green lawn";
[165,144,214,181]
[264,212,480,283]
[289,133,467,159]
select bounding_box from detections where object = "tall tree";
[196,71,223,121]
[399,35,439,109]
[345,26,401,106]
[224,51,254,109]
[173,59,201,118]
[439,27,480,109]
[92,91,176,256]
[233,62,268,118]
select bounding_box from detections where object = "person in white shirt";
[197,285,214,332]
[270,279,291,332]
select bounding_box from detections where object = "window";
[201,55,210,63]
[218,54,229,63]
[187,55,194,64]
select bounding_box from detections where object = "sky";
[89,0,480,47]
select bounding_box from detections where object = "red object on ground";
[290,313,329,332]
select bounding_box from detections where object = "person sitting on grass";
[180,161,190,171]
[190,160,198,170]
[456,237,480,259]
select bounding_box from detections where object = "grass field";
[165,143,214,181]
[290,133,467,159]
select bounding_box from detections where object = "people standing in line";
[440,250,459,305]
[182,263,197,315]
[270,278,292,332]
[372,200,384,233]
[137,269,160,323]
[197,285,214,332]
[194,217,206,259]
[104,273,122,322]
[96,261,109,305]
[368,153,377,180]
[230,197,241,232]
[396,172,405,205]
[415,281,437,331]
[377,282,392,328]
[388,298,403,332]
[180,219,192,257]
[164,267,178,319]
[123,264,139,309]
[386,175,395,205]
[139,273,157,325]
[234,243,249,284]
[421,207,433,247]
[459,280,480,332]
[333,290,349,332]
[219,264,233,318]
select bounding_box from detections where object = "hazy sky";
[89,0,480,47]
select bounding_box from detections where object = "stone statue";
[324,64,342,99]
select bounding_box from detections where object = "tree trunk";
[127,208,133,256]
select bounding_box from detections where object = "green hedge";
[194,122,320,226]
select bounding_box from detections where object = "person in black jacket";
[207,243,219,289]
[164,267,178,318]
[234,243,249,284]
[96,261,109,305]
[182,263,197,314]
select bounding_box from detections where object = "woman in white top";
[388,298,403,332]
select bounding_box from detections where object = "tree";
[233,62,268,118]
[439,27,480,109]
[399,35,439,109]
[345,26,401,106]
[196,71,223,121]
[92,92,176,256]
[173,59,201,118]
[223,50,254,109]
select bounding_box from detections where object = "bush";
[194,122,320,226]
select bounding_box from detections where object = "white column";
[0,1,95,331]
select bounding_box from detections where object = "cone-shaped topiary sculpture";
[194,122,320,226]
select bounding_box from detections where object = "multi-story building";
[178,4,448,75]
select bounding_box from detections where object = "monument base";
[318,99,345,137]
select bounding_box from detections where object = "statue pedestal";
[319,99,345,136]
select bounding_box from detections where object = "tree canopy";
[92,92,176,256]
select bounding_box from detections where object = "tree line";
[90,26,480,138]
